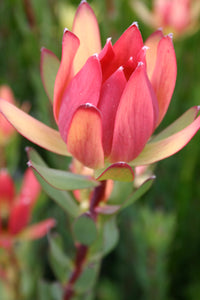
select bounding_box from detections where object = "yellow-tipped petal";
[0,99,70,156]
[131,115,200,166]
[72,1,101,74]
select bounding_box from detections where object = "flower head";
[0,1,199,181]
[133,0,200,38]
[0,168,55,248]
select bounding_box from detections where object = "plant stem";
[63,181,107,300]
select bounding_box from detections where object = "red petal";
[8,202,31,235]
[123,46,147,80]
[103,23,144,81]
[58,55,102,142]
[110,63,158,163]
[19,219,56,240]
[67,104,104,169]
[53,29,80,122]
[145,29,164,79]
[98,67,126,156]
[18,168,40,208]
[72,0,101,74]
[151,35,177,126]
[99,38,115,82]
[0,169,15,206]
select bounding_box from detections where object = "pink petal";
[98,67,127,157]
[123,46,148,80]
[40,48,60,103]
[19,219,56,240]
[67,104,104,169]
[72,0,101,74]
[145,29,164,79]
[110,62,158,163]
[18,168,40,208]
[103,23,144,81]
[0,99,69,156]
[8,201,31,235]
[131,114,200,166]
[58,55,102,142]
[99,38,115,82]
[0,169,15,206]
[53,29,80,122]
[151,35,177,126]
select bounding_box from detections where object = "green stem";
[63,181,107,300]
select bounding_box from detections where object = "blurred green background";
[0,0,200,299]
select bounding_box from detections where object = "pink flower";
[0,168,55,248]
[133,0,200,37]
[0,0,199,180]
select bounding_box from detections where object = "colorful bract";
[0,168,55,248]
[0,0,199,180]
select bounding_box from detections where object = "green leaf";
[40,48,60,103]
[103,216,119,256]
[73,214,97,246]
[27,147,98,190]
[38,281,62,300]
[121,176,156,210]
[74,262,100,293]
[95,162,134,182]
[48,234,73,283]
[26,148,79,217]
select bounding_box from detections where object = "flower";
[132,0,200,38]
[0,85,16,145]
[0,168,55,248]
[0,0,199,181]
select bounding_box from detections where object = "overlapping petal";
[110,63,158,162]
[67,104,104,169]
[150,35,177,126]
[72,0,101,74]
[58,55,102,142]
[53,30,80,122]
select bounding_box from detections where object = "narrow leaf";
[27,148,98,191]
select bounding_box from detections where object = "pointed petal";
[0,100,70,156]
[0,169,15,205]
[18,168,40,208]
[110,63,158,163]
[123,45,148,80]
[145,29,164,79]
[95,162,134,182]
[131,115,200,166]
[103,23,144,81]
[53,30,80,122]
[58,55,102,142]
[98,67,126,156]
[67,104,104,169]
[151,35,177,126]
[18,219,56,240]
[99,38,115,82]
[40,47,60,103]
[72,1,101,74]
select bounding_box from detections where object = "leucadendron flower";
[132,0,200,38]
[0,168,55,248]
[0,0,199,181]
